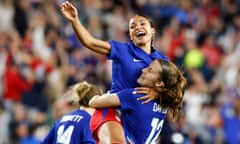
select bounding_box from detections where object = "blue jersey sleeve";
[108,40,128,60]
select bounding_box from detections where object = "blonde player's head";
[62,81,103,107]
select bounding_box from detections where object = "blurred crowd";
[0,0,239,143]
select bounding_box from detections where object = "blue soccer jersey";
[117,89,167,144]
[220,103,240,144]
[42,109,95,144]
[108,40,168,93]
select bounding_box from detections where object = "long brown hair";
[156,59,187,121]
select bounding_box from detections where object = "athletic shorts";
[90,108,122,141]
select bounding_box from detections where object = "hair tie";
[161,60,169,85]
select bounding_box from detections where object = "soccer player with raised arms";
[60,1,169,143]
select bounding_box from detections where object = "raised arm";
[89,93,120,108]
[60,1,111,54]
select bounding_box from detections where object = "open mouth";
[136,31,146,38]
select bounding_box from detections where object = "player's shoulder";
[118,88,135,96]
[69,109,90,117]
[109,40,131,48]
[152,49,169,60]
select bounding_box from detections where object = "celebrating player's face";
[129,15,155,47]
[137,60,162,87]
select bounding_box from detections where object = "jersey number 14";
[57,125,74,144]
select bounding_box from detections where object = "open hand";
[60,1,78,23]
[133,87,159,104]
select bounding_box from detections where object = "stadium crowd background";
[0,0,239,143]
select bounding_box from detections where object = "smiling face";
[137,60,162,87]
[129,15,155,47]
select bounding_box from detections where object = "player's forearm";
[89,96,102,108]
[71,18,110,54]
[71,18,93,47]
[89,94,120,108]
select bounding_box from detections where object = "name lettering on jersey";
[152,103,167,113]
[60,115,83,123]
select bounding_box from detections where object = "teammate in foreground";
[41,81,102,144]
